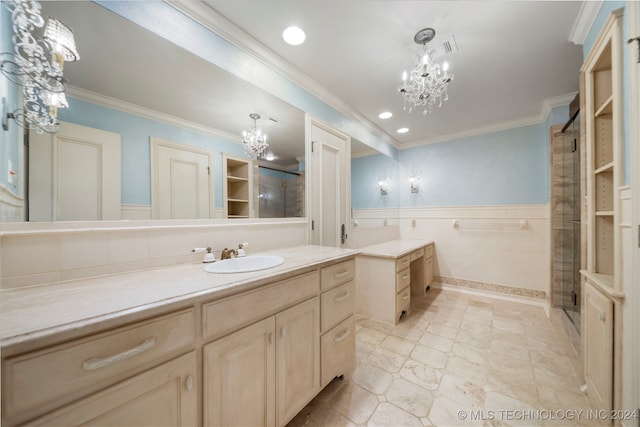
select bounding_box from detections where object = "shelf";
[227,175,248,182]
[228,198,249,203]
[594,162,614,175]
[228,215,249,218]
[594,95,613,117]
[595,211,614,216]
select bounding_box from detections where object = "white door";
[308,118,350,247]
[150,138,214,219]
[29,121,121,221]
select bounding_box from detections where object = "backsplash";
[0,219,307,289]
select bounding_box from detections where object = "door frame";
[628,0,640,412]
[149,137,215,219]
[305,114,351,247]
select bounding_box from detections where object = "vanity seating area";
[356,239,435,325]
[0,245,357,427]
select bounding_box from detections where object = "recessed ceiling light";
[283,26,305,45]
[397,128,409,134]
[378,111,392,119]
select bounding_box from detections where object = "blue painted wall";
[351,154,399,209]
[59,97,245,207]
[584,1,630,185]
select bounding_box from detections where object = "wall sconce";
[378,179,389,196]
[409,176,420,193]
[0,0,79,134]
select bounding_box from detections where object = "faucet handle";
[192,247,215,263]
[237,242,248,257]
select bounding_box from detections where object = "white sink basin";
[204,255,284,274]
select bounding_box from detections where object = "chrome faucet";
[220,248,238,260]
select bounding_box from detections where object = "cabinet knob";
[185,375,194,391]
[268,332,274,344]
[280,326,287,337]
[599,311,606,322]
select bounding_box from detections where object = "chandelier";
[1,0,79,134]
[399,27,453,115]
[242,113,269,159]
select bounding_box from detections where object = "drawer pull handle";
[402,275,409,280]
[334,271,350,279]
[281,326,287,338]
[403,294,409,300]
[334,292,350,302]
[334,329,350,343]
[82,337,156,371]
[268,332,274,344]
[185,375,194,391]
[403,260,409,264]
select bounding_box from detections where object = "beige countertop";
[0,245,357,354]
[357,239,434,259]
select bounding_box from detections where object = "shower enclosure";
[257,166,304,218]
[557,112,581,330]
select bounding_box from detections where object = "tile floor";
[288,288,604,427]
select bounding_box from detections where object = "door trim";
[149,137,215,219]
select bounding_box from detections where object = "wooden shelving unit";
[222,154,252,219]
[580,8,623,416]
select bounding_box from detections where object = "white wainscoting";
[398,205,550,299]
[0,184,24,222]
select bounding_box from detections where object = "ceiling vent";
[434,35,458,57]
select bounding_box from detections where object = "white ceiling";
[41,1,584,161]
[203,0,584,147]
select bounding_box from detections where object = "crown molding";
[166,0,399,150]
[569,1,603,45]
[399,92,578,149]
[66,86,242,143]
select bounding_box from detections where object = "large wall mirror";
[22,1,306,222]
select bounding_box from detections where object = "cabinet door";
[204,317,276,427]
[276,297,320,426]
[22,352,197,427]
[584,282,613,412]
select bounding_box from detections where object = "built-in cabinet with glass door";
[580,7,624,416]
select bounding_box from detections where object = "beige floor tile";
[399,359,443,390]
[380,335,416,356]
[287,289,597,427]
[368,402,423,426]
[352,362,394,395]
[384,378,435,418]
[410,344,449,369]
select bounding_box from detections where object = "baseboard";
[433,277,550,316]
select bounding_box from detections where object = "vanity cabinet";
[203,271,323,427]
[319,259,356,387]
[356,240,434,325]
[2,309,196,427]
[19,352,197,427]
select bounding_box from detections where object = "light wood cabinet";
[580,7,624,417]
[204,317,276,427]
[223,154,252,218]
[20,352,197,427]
[356,242,434,325]
[204,297,320,427]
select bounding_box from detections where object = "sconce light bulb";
[402,71,407,82]
[442,62,450,71]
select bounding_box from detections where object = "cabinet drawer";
[321,316,355,387]
[410,248,425,261]
[426,244,433,258]
[320,259,355,291]
[396,268,411,293]
[396,255,411,272]
[203,271,319,340]
[396,286,410,321]
[3,309,195,418]
[321,281,355,332]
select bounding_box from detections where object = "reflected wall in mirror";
[350,138,399,230]
[2,1,306,222]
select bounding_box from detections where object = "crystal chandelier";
[1,0,79,133]
[399,28,453,115]
[242,113,269,159]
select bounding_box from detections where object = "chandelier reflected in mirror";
[399,27,453,115]
[0,0,79,134]
[242,113,269,159]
